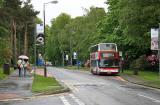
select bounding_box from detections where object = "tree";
[47,7,106,65]
[47,13,71,65]
[0,0,39,65]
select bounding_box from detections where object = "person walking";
[23,59,29,77]
[17,58,23,77]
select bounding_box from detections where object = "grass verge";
[37,66,44,69]
[0,67,14,81]
[120,70,160,88]
[66,65,90,71]
[31,75,64,93]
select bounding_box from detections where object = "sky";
[29,0,108,26]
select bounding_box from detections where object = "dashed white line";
[69,94,85,105]
[138,93,160,103]
[59,96,71,105]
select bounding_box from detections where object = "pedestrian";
[23,59,29,77]
[17,58,23,77]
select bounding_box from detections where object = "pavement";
[0,68,159,100]
[0,69,34,100]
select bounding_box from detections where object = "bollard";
[3,63,10,75]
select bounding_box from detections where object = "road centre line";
[59,96,71,105]
[69,94,85,105]
[138,93,160,103]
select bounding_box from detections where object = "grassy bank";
[31,75,64,93]
[0,67,14,81]
[120,70,159,82]
[120,70,160,88]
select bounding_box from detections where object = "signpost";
[158,25,160,81]
[152,27,160,81]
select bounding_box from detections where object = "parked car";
[46,62,52,66]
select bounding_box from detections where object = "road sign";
[66,55,69,61]
[77,61,82,66]
[73,52,77,59]
[36,24,44,36]
[151,28,158,50]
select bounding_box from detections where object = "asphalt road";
[1,67,160,105]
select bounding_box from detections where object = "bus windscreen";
[100,44,116,51]
[100,53,116,58]
[99,59,119,68]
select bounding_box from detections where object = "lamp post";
[43,0,58,77]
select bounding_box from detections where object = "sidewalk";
[0,68,65,100]
[0,70,34,99]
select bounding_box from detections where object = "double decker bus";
[90,43,119,75]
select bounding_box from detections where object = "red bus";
[90,43,119,75]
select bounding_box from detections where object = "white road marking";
[69,94,85,105]
[138,93,160,103]
[59,96,71,105]
[73,82,106,86]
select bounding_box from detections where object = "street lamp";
[43,0,58,77]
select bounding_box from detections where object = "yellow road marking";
[0,92,69,102]
[116,76,127,82]
[62,80,79,93]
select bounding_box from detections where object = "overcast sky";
[30,0,108,26]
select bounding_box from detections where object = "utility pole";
[62,51,64,67]
[34,17,36,76]
[43,0,58,77]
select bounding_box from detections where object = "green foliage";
[0,67,14,81]
[36,17,43,24]
[46,0,160,72]
[0,38,11,65]
[47,8,106,65]
[0,0,39,65]
[129,55,151,71]
[97,0,160,67]
[0,0,4,8]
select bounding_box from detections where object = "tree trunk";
[18,33,20,56]
[10,19,14,65]
[24,24,28,56]
[13,19,17,65]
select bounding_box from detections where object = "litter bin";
[3,63,10,75]
[133,67,138,75]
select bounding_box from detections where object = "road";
[1,67,160,105]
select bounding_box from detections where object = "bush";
[130,55,151,71]
[147,54,159,71]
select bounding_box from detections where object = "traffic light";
[36,33,44,46]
